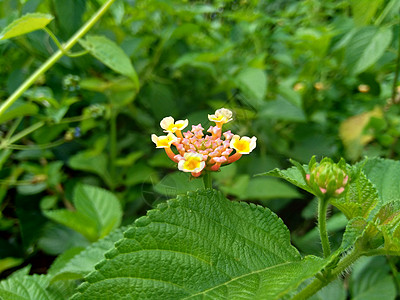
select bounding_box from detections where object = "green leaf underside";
[0,13,54,40]
[264,165,314,195]
[72,190,325,299]
[79,35,139,90]
[331,172,378,220]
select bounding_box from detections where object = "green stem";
[391,22,400,104]
[292,249,362,300]
[1,121,44,148]
[318,198,331,258]
[5,117,23,140]
[5,139,65,150]
[58,115,93,124]
[203,172,213,189]
[0,0,116,118]
[42,27,89,58]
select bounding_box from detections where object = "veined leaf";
[72,190,328,299]
[263,165,314,195]
[341,217,368,251]
[74,184,122,238]
[345,26,392,74]
[331,172,378,220]
[0,274,56,300]
[0,13,54,40]
[79,35,139,91]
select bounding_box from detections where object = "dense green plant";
[1,0,400,299]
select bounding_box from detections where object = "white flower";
[178,152,205,173]
[230,135,257,154]
[160,117,188,133]
[208,108,233,125]
[151,133,177,148]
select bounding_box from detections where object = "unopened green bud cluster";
[306,157,349,198]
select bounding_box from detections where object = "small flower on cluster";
[306,157,349,198]
[151,108,257,177]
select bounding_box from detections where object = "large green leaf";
[79,35,139,91]
[0,13,53,40]
[330,172,378,220]
[72,190,327,299]
[345,26,392,74]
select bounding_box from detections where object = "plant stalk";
[1,121,45,149]
[0,0,116,117]
[391,23,400,104]
[318,198,331,258]
[203,172,213,189]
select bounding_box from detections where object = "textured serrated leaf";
[341,217,368,251]
[264,165,314,195]
[331,172,378,220]
[0,274,55,300]
[71,190,326,299]
[51,227,124,282]
[0,13,53,40]
[79,35,139,90]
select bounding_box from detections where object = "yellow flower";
[178,152,205,173]
[151,133,177,148]
[208,108,233,125]
[160,117,189,133]
[230,135,257,154]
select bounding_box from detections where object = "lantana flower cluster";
[151,108,257,177]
